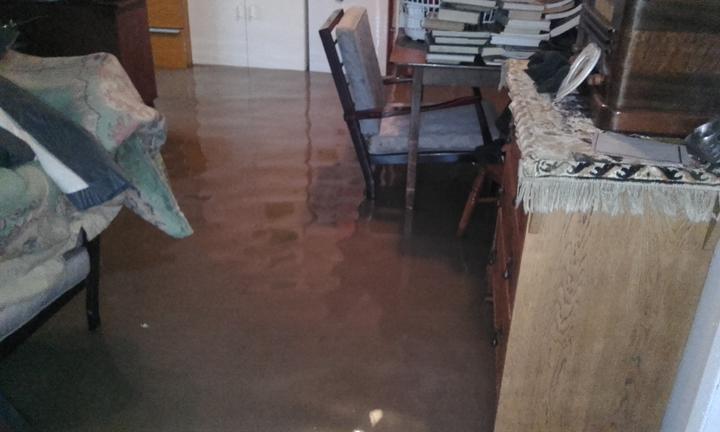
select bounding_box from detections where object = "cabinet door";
[244,1,307,71]
[188,0,249,67]
[307,0,389,74]
[148,0,193,68]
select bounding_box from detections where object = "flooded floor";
[0,67,499,431]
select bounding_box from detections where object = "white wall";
[662,245,720,432]
[188,0,307,71]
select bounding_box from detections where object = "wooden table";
[388,35,501,233]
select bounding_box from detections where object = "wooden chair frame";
[319,9,497,200]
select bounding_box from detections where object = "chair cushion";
[369,104,497,155]
[336,7,385,136]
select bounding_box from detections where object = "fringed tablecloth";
[504,60,720,222]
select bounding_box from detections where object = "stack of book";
[422,0,499,64]
[482,0,582,65]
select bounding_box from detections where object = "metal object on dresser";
[685,119,720,165]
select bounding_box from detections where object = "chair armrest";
[382,76,413,85]
[350,95,483,121]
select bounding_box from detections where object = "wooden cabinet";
[490,136,720,431]
[488,140,527,394]
[0,0,157,105]
[147,0,192,69]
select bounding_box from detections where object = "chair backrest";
[319,7,385,136]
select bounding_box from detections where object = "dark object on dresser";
[578,0,720,137]
[0,0,157,105]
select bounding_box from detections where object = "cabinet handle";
[503,256,513,280]
[149,27,181,35]
[492,329,503,347]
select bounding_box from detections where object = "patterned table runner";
[504,60,720,222]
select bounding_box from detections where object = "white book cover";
[549,15,580,37]
[443,0,497,8]
[505,19,551,31]
[508,10,543,20]
[426,53,477,64]
[437,8,481,24]
[481,46,534,59]
[423,17,467,31]
[429,44,482,54]
[432,30,492,38]
[545,4,582,20]
[501,2,544,12]
[491,35,544,46]
[503,26,543,35]
[497,31,548,39]
[543,0,574,11]
[434,36,489,45]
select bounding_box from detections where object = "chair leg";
[457,167,487,237]
[85,236,101,331]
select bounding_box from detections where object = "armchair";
[319,7,503,203]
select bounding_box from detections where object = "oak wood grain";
[495,210,716,432]
[147,0,186,28]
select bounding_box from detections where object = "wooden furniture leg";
[457,167,487,237]
[404,66,424,236]
[457,164,503,237]
[85,236,101,331]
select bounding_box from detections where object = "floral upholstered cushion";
[0,51,192,238]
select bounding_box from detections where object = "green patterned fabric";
[0,51,192,239]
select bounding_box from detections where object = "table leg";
[473,87,494,146]
[404,67,424,235]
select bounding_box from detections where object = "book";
[545,3,582,20]
[501,2,544,12]
[431,30,492,38]
[429,44,483,54]
[423,17,467,32]
[549,14,580,37]
[434,36,489,45]
[543,0,576,14]
[498,16,551,32]
[437,8,482,24]
[490,34,544,47]
[508,10,543,20]
[426,53,478,64]
[481,44,536,65]
[542,0,574,10]
[442,0,497,8]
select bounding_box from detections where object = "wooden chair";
[319,8,503,203]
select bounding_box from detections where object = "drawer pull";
[492,329,503,347]
[503,256,514,280]
[149,27,182,35]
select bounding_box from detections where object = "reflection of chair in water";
[319,7,503,233]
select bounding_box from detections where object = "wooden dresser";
[0,0,157,105]
[489,61,720,431]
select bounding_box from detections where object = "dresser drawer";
[147,0,186,29]
[150,30,191,69]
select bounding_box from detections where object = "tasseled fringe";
[518,175,720,223]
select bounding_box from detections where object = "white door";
[245,2,307,71]
[188,0,249,67]
[188,0,307,71]
[308,0,390,74]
